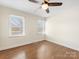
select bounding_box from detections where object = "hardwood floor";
[0,40,79,59]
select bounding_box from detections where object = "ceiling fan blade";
[29,0,38,3]
[46,8,49,13]
[48,2,62,6]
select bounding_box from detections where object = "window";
[37,19,46,34]
[9,15,25,36]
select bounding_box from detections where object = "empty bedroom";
[0,0,79,59]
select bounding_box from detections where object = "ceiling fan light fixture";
[42,4,48,10]
[29,0,63,14]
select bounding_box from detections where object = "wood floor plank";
[0,40,79,59]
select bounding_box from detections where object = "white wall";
[46,0,79,51]
[0,9,2,47]
[0,6,44,51]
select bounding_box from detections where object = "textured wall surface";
[46,0,79,51]
[0,6,44,51]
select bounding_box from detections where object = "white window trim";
[9,15,25,37]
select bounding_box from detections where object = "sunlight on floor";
[12,51,27,59]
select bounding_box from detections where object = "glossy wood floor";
[0,40,79,59]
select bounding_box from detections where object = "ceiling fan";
[29,0,63,13]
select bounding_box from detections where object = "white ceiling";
[0,0,63,17]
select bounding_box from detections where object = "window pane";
[37,19,45,33]
[9,15,25,36]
